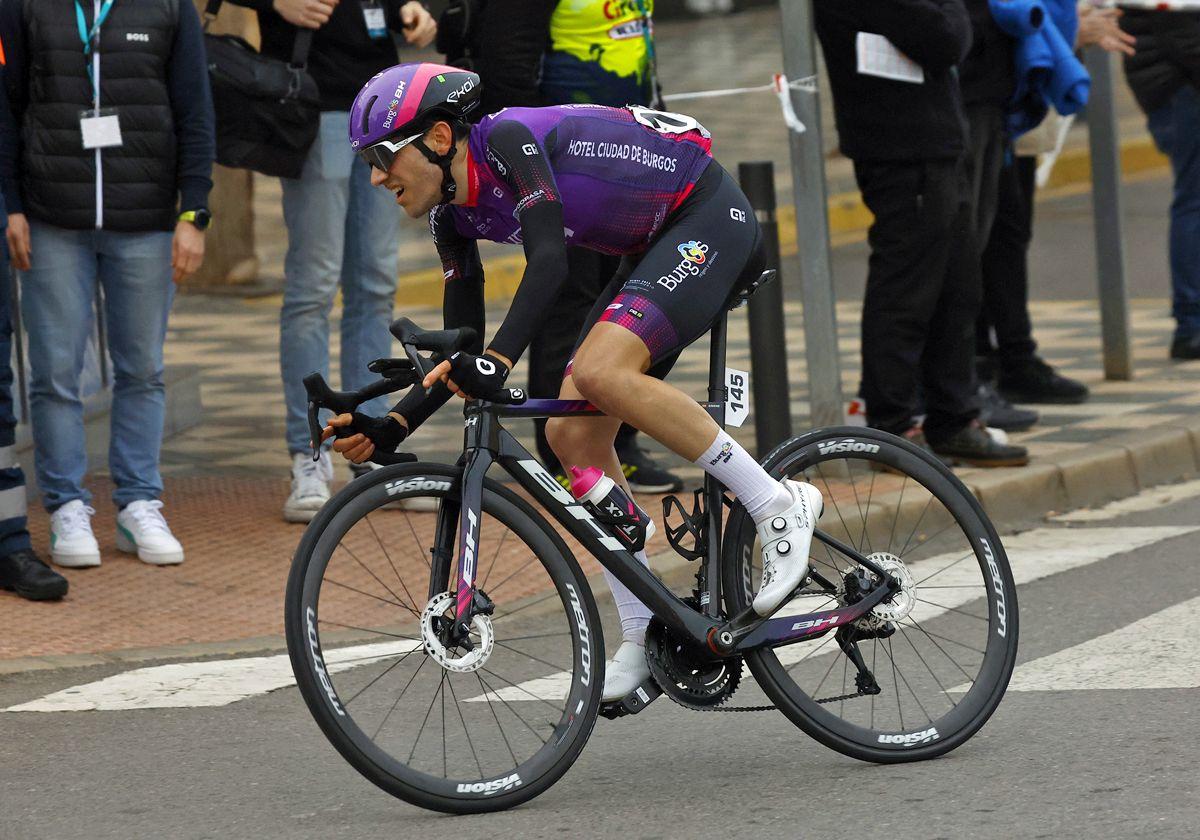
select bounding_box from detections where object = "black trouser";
[856,156,980,441]
[528,246,637,468]
[977,154,1039,371]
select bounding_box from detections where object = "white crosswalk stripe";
[1004,596,1200,692]
[3,640,420,713]
[466,526,1198,702]
[5,522,1198,712]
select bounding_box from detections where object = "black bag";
[203,0,321,179]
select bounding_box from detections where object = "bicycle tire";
[721,426,1019,763]
[285,462,604,813]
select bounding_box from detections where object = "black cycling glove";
[349,412,408,452]
[447,351,511,401]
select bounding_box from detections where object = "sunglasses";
[357,131,424,171]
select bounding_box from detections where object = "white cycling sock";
[602,547,654,645]
[694,431,790,523]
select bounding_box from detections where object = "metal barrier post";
[778,0,843,427]
[1084,47,1133,380]
[739,162,793,453]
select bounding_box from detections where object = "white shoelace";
[53,503,97,536]
[123,500,172,537]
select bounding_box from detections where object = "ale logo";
[677,240,708,265]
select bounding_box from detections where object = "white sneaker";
[49,500,101,568]
[284,451,333,523]
[116,500,185,566]
[602,640,651,702]
[350,461,438,511]
[752,480,824,616]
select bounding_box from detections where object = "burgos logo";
[659,240,711,291]
[677,240,708,265]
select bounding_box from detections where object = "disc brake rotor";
[843,552,917,632]
[420,591,494,673]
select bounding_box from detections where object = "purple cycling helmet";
[350,63,482,203]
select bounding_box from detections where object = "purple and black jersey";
[440,105,713,254]
[429,104,714,363]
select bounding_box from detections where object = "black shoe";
[977,383,1039,432]
[998,357,1089,404]
[0,548,68,601]
[871,426,952,471]
[618,446,684,494]
[1170,335,1200,360]
[929,420,1030,468]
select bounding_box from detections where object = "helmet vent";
[361,95,379,136]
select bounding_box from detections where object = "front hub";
[420,591,494,673]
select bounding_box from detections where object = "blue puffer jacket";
[989,0,1089,137]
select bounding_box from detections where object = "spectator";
[1120,7,1200,359]
[978,4,1133,401]
[815,0,1029,466]
[0,75,66,599]
[0,0,215,568]
[225,0,436,522]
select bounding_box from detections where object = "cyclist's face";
[369,124,454,217]
[369,145,436,217]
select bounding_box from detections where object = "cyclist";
[323,62,824,702]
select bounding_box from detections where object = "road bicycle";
[284,271,1019,814]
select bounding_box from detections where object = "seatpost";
[708,312,728,408]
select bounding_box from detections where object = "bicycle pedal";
[598,679,662,720]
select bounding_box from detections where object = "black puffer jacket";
[1121,10,1200,115]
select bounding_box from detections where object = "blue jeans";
[0,236,32,555]
[280,110,401,454]
[1147,83,1200,340]
[20,222,174,512]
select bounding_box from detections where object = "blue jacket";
[990,0,1089,137]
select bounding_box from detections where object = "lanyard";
[75,0,116,91]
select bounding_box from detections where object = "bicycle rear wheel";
[285,463,603,813]
[722,427,1018,763]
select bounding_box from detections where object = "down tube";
[496,434,717,645]
[454,445,493,622]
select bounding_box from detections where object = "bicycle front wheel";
[722,427,1018,763]
[285,463,603,813]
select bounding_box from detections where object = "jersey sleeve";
[389,206,486,431]
[482,119,570,363]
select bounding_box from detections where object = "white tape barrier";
[1108,1,1200,8]
[661,73,818,134]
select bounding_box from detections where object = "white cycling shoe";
[752,480,824,616]
[602,640,651,703]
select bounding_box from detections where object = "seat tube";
[704,314,728,619]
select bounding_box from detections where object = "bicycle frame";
[438,313,899,657]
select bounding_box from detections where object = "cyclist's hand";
[422,351,511,400]
[321,412,408,464]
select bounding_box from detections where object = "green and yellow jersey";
[542,0,656,107]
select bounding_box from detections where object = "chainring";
[644,602,742,710]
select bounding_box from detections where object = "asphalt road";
[2,479,1198,840]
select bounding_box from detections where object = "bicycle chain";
[702,688,872,712]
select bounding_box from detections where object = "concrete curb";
[6,415,1200,676]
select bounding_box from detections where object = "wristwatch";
[178,208,213,231]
